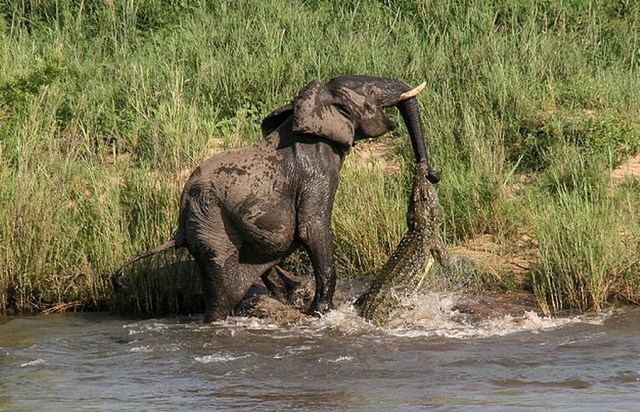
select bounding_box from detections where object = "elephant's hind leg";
[194,247,281,322]
[192,249,250,322]
[261,267,301,304]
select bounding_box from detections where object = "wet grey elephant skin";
[112,75,439,322]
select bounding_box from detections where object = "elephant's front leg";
[298,218,337,316]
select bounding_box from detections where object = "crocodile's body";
[356,163,447,326]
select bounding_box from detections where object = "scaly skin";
[357,163,447,326]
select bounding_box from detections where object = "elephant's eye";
[335,104,352,119]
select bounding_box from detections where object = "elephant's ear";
[261,103,293,137]
[292,81,354,147]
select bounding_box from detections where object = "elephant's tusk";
[398,82,426,101]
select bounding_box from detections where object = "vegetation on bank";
[1,0,639,316]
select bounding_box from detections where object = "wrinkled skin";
[113,75,438,322]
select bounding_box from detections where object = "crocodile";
[356,162,448,326]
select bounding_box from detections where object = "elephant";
[113,75,439,322]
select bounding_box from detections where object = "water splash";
[237,291,609,340]
[118,291,609,342]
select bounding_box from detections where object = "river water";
[1,292,640,411]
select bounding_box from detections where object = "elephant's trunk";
[374,78,439,183]
[393,85,440,184]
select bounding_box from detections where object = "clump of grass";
[333,158,409,277]
[530,189,638,314]
[539,144,611,200]
[512,109,639,173]
[523,115,639,314]
[436,160,503,242]
[110,255,202,316]
[613,180,640,305]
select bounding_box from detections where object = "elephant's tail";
[112,239,177,294]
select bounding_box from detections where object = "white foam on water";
[19,358,48,368]
[163,343,182,352]
[318,355,354,363]
[230,291,611,340]
[389,310,563,339]
[129,345,153,353]
[311,303,376,335]
[194,350,251,364]
[379,292,609,339]
[122,292,611,342]
[127,343,182,353]
[124,321,171,335]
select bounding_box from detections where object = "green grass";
[333,156,410,277]
[530,185,640,314]
[1,0,639,315]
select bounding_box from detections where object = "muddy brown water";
[1,291,640,411]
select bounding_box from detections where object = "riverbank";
[2,0,639,316]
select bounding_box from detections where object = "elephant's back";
[174,140,295,253]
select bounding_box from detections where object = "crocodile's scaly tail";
[112,239,177,294]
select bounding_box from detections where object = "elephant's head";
[262,75,440,183]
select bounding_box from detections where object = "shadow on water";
[2,290,640,411]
